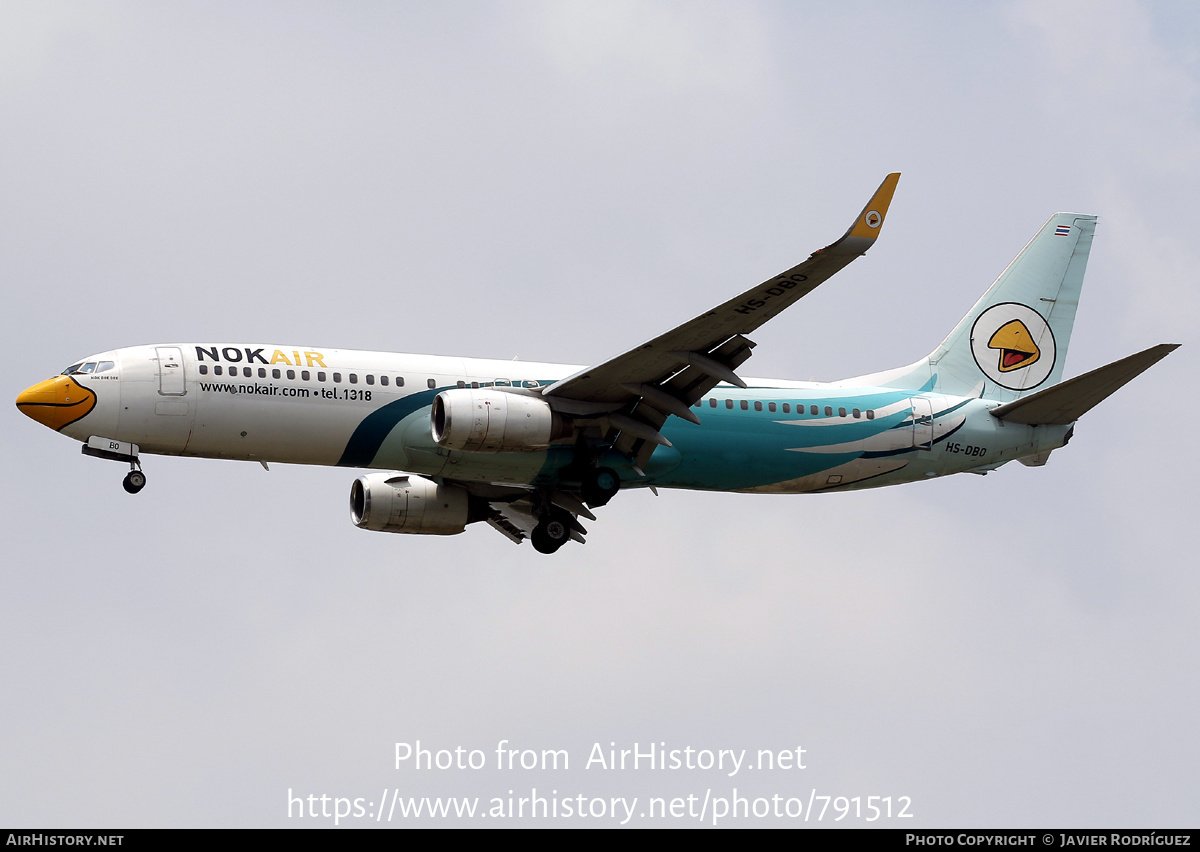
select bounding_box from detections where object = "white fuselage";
[47,343,1068,496]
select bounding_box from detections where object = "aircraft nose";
[16,375,97,431]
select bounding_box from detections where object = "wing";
[542,173,901,468]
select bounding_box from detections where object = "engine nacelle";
[349,472,470,536]
[430,388,563,453]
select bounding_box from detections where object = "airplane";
[16,174,1179,554]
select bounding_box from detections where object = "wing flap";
[486,515,525,544]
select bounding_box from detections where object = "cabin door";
[911,397,934,451]
[156,347,186,396]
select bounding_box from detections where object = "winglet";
[846,172,901,240]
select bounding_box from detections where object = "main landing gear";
[581,466,620,507]
[530,508,572,555]
[528,466,622,555]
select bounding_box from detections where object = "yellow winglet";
[846,172,900,240]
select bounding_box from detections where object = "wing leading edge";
[542,173,901,467]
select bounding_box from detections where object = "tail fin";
[928,213,1097,400]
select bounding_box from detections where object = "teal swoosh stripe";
[337,388,443,467]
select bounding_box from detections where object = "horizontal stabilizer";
[990,343,1179,425]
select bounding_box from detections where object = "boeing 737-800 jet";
[17,175,1178,553]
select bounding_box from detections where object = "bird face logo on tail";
[970,303,1056,391]
[989,320,1040,372]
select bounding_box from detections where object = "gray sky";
[1,0,1196,827]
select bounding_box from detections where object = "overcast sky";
[1,0,1197,828]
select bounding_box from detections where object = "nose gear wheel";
[122,469,146,494]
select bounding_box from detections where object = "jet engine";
[349,472,471,535]
[430,388,565,453]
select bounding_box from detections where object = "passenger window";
[318,372,326,382]
[852,408,861,419]
[272,369,281,379]
[457,380,466,388]
[427,379,436,389]
[825,406,832,416]
[199,365,208,375]
[366,375,374,385]
[380,375,388,386]
[768,402,776,412]
[302,370,310,381]
[754,401,762,412]
[709,399,717,408]
[811,405,818,416]
[214,366,223,376]
[866,410,875,420]
[287,369,296,380]
[471,381,479,389]
[349,373,357,384]
[838,407,846,417]
[333,373,342,383]
[397,377,405,387]
[96,361,114,373]
[256,368,264,378]
[782,403,790,413]
[725,399,733,409]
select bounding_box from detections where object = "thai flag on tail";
[1054,225,1071,236]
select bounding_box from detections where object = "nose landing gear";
[122,466,146,494]
[81,436,146,494]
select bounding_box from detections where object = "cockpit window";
[77,362,97,374]
[95,361,115,373]
[61,363,83,375]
